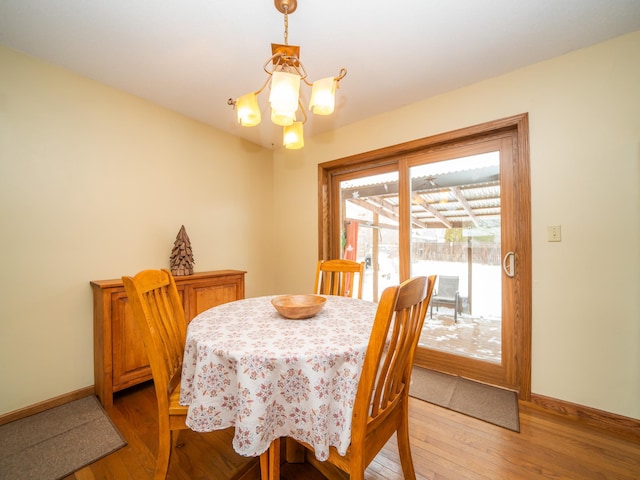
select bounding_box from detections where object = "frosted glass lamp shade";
[236,92,261,127]
[271,108,296,127]
[309,77,336,115]
[283,121,304,149]
[269,71,301,113]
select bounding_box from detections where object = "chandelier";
[227,0,347,149]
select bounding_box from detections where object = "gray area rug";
[410,367,520,432]
[0,395,126,480]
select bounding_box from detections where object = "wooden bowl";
[271,294,327,320]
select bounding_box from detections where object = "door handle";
[502,251,515,278]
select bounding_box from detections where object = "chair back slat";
[314,259,365,299]
[123,269,186,400]
[354,275,436,428]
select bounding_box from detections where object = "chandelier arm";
[254,74,273,97]
[263,53,286,74]
[298,98,308,124]
[292,62,307,82]
[300,67,348,88]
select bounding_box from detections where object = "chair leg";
[397,408,417,480]
[153,418,177,480]
[350,470,365,480]
[349,456,366,480]
[154,427,172,480]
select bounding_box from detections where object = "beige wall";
[272,31,640,419]
[2,31,639,421]
[0,47,275,414]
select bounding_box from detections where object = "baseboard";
[528,393,640,442]
[0,385,95,426]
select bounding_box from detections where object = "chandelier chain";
[283,5,289,45]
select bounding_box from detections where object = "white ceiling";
[2,0,639,149]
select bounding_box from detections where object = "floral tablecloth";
[180,295,378,460]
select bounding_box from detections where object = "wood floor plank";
[67,382,640,480]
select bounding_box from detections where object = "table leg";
[259,438,281,480]
[285,437,305,463]
[260,451,269,480]
[271,438,281,479]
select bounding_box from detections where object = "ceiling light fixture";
[227,0,347,149]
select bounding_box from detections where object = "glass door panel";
[339,171,399,302]
[409,152,502,363]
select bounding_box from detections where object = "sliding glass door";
[320,115,531,396]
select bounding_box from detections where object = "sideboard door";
[92,270,245,408]
[111,291,151,391]
[186,273,245,319]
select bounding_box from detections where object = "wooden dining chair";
[122,269,190,480]
[288,274,437,480]
[314,259,365,299]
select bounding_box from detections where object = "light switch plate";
[547,225,561,242]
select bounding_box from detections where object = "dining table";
[179,294,379,479]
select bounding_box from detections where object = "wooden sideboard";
[91,270,246,408]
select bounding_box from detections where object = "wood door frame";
[318,113,531,400]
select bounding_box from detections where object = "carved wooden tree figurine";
[170,225,194,276]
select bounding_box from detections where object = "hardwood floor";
[66,382,640,480]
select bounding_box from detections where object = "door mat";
[0,395,126,479]
[410,367,520,432]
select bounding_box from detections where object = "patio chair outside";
[429,275,461,322]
